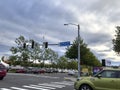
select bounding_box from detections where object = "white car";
[68,70,75,75]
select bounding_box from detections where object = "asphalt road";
[0,73,75,90]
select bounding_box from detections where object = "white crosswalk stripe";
[38,83,65,88]
[29,84,56,89]
[23,85,49,90]
[51,81,74,85]
[11,87,28,90]
[1,88,12,90]
[0,81,74,90]
[62,81,74,84]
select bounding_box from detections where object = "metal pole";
[64,23,81,79]
[77,24,80,79]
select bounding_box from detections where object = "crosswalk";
[0,81,74,90]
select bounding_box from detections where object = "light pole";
[64,23,81,79]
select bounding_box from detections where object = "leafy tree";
[10,36,42,66]
[57,56,68,69]
[39,48,58,67]
[10,36,29,66]
[29,40,42,63]
[65,37,101,66]
[113,26,120,55]
[40,48,58,62]
[67,60,78,69]
[65,37,88,59]
[84,51,101,66]
[8,55,17,65]
[10,35,59,66]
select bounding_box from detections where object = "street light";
[64,23,81,79]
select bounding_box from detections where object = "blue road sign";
[59,41,70,46]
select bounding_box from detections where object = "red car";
[0,64,7,80]
[15,69,26,73]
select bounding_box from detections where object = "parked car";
[0,64,7,80]
[74,68,120,90]
[45,68,54,73]
[15,69,26,73]
[68,70,76,76]
[30,68,45,74]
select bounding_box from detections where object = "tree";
[10,35,42,66]
[113,26,120,55]
[10,35,59,67]
[10,36,29,66]
[67,60,78,69]
[65,37,88,59]
[8,55,18,65]
[29,40,42,63]
[65,37,101,66]
[84,51,101,66]
[40,48,58,66]
[57,56,68,69]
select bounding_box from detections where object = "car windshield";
[93,70,103,77]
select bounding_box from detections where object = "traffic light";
[31,40,34,48]
[102,59,106,66]
[44,42,48,48]
[23,43,26,48]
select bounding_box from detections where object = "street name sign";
[59,41,70,46]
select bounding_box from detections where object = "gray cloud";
[83,32,111,45]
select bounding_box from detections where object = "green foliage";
[9,35,59,67]
[57,56,68,69]
[9,55,17,65]
[113,26,120,55]
[65,37,88,59]
[40,48,58,62]
[65,37,101,66]
[57,56,78,69]
[67,60,78,69]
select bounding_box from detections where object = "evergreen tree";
[65,37,101,66]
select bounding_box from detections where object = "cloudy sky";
[0,0,120,65]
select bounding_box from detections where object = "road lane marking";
[62,81,74,84]
[23,85,49,90]
[51,81,74,85]
[38,83,65,88]
[51,82,73,86]
[29,84,55,89]
[11,87,28,90]
[1,88,11,90]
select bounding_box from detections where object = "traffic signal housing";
[31,40,34,48]
[44,42,48,48]
[102,59,106,66]
[23,43,26,48]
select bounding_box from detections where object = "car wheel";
[79,84,92,90]
[0,77,4,80]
